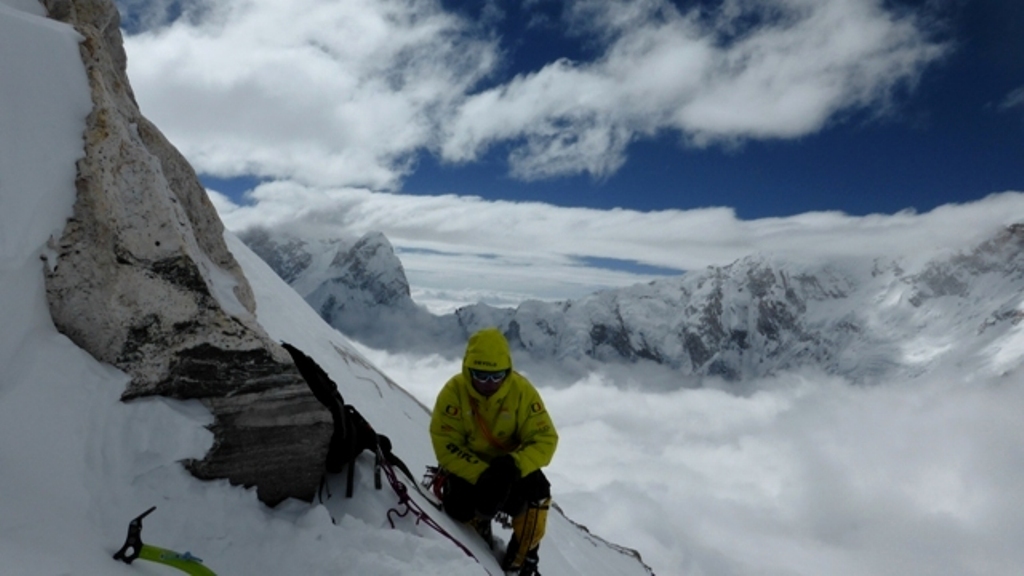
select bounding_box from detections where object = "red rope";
[377,448,493,574]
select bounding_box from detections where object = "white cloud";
[216,183,1024,311]
[1000,86,1024,110]
[123,0,947,186]
[124,0,498,189]
[456,0,946,177]
[354,342,1024,576]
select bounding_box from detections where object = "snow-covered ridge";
[244,223,1024,384]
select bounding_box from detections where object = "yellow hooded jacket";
[430,328,558,483]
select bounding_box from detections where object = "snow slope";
[0,4,650,575]
[228,233,652,576]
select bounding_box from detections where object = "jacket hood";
[462,328,512,376]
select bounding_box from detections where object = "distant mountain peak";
[244,223,1024,385]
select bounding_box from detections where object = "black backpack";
[283,343,487,562]
[281,342,409,497]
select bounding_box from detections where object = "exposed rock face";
[42,0,330,506]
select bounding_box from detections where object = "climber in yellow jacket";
[430,327,558,576]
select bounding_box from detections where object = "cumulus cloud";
[123,0,498,189]
[445,0,947,179]
[122,0,947,186]
[216,182,1024,311]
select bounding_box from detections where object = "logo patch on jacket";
[445,405,460,416]
[530,402,545,414]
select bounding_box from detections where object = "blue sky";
[117,0,1024,307]
[399,0,1024,218]
[119,0,1024,219]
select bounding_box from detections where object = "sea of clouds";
[353,342,1024,576]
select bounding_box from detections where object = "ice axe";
[113,506,217,575]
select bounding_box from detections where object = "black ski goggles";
[469,369,509,383]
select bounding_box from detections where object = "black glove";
[475,455,520,517]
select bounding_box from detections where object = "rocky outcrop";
[41,0,329,506]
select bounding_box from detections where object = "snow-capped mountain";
[241,226,467,351]
[241,228,415,315]
[243,223,1024,384]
